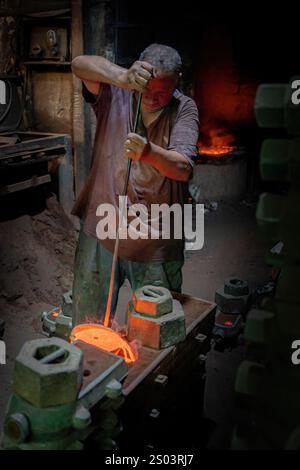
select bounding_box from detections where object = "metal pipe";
[103,92,142,328]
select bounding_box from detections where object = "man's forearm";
[71,55,129,89]
[141,142,192,182]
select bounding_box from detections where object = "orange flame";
[52,308,61,318]
[70,323,138,364]
[198,128,235,156]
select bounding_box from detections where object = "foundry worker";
[71,43,199,326]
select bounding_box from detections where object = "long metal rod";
[103,92,142,328]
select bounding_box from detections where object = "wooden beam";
[0,1,70,16]
[0,144,65,160]
[0,135,68,159]
[0,174,51,195]
[71,0,86,197]
[1,153,64,168]
[0,136,18,145]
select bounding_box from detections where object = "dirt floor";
[0,192,269,447]
[0,192,77,428]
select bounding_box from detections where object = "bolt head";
[4,413,30,443]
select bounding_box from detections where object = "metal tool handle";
[39,348,67,364]
[103,92,142,328]
[142,286,163,298]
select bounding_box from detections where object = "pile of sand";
[0,194,78,331]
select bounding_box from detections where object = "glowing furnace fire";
[198,128,235,156]
[70,323,138,364]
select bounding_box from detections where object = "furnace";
[190,146,247,202]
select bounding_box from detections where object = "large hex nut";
[285,77,300,135]
[275,265,300,305]
[255,80,300,135]
[224,278,249,296]
[41,308,72,340]
[235,360,265,397]
[62,290,73,318]
[127,299,186,349]
[256,192,285,242]
[289,138,300,183]
[260,139,290,182]
[215,287,251,315]
[55,312,73,340]
[254,84,288,129]
[12,337,83,408]
[132,285,173,317]
[245,308,275,344]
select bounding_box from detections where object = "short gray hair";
[139,43,182,74]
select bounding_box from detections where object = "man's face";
[141,71,178,112]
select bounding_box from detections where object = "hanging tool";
[103,92,143,328]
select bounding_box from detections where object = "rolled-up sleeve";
[81,81,109,117]
[168,98,200,167]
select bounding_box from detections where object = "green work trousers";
[72,226,184,326]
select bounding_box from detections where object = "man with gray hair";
[71,43,199,326]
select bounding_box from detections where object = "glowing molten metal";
[198,128,235,156]
[71,323,138,364]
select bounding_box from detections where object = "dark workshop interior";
[0,0,299,454]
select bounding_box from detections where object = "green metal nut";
[284,77,300,135]
[235,360,265,397]
[62,290,73,318]
[259,136,300,186]
[275,265,300,305]
[132,285,173,317]
[245,308,275,344]
[12,337,83,408]
[41,309,58,336]
[255,84,288,128]
[128,299,186,349]
[260,139,290,181]
[288,138,300,182]
[215,287,251,314]
[276,300,300,336]
[255,80,300,134]
[285,426,300,450]
[41,308,73,340]
[256,192,286,242]
[224,278,249,296]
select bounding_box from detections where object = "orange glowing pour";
[70,324,138,364]
[198,128,235,156]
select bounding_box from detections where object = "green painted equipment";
[232,78,300,450]
[2,337,127,450]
